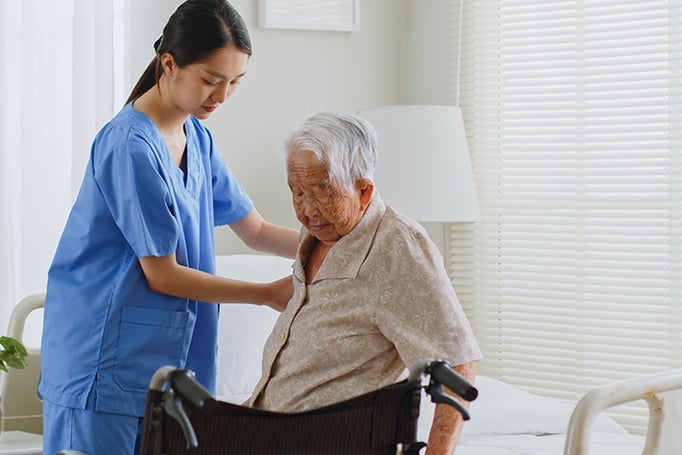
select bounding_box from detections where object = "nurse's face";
[287,149,373,245]
[162,44,249,119]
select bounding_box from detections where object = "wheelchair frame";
[139,359,476,455]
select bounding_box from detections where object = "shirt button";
[280,332,287,344]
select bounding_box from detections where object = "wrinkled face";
[162,44,249,119]
[287,149,372,244]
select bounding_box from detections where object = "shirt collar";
[294,193,386,283]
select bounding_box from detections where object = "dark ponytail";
[125,0,252,105]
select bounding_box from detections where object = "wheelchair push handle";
[147,367,216,451]
[167,369,215,410]
[408,358,478,420]
[429,361,478,402]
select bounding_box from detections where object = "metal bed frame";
[564,368,682,455]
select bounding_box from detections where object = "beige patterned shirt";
[248,194,482,412]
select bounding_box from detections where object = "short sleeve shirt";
[40,103,253,416]
[248,195,482,412]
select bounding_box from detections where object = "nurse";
[39,1,299,454]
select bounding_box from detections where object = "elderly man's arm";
[425,360,478,455]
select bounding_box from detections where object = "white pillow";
[417,375,627,440]
[215,254,293,403]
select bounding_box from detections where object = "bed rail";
[564,368,682,455]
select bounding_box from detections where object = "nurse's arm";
[138,254,293,311]
[229,209,299,259]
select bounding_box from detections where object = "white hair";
[285,112,378,188]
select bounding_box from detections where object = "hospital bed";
[215,254,682,455]
[4,254,681,454]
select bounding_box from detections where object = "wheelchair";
[138,358,477,455]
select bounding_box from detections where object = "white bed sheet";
[458,433,644,455]
[215,254,646,454]
[415,374,645,454]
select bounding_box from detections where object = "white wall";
[126,0,458,254]
[403,0,457,105]
[402,0,459,252]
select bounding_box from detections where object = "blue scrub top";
[39,103,253,417]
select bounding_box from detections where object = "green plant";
[0,336,28,372]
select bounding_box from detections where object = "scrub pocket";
[114,305,190,392]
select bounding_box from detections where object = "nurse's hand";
[263,275,294,312]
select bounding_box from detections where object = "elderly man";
[248,112,482,454]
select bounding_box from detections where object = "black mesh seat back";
[141,379,421,455]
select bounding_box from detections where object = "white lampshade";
[359,105,480,222]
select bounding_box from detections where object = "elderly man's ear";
[356,178,374,210]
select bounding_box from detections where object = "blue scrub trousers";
[42,386,143,455]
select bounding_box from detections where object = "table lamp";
[359,104,480,223]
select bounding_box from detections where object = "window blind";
[449,0,682,434]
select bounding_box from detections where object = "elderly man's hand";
[263,275,294,312]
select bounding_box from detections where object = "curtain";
[450,0,682,434]
[0,1,121,343]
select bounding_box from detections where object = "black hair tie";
[153,36,163,55]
